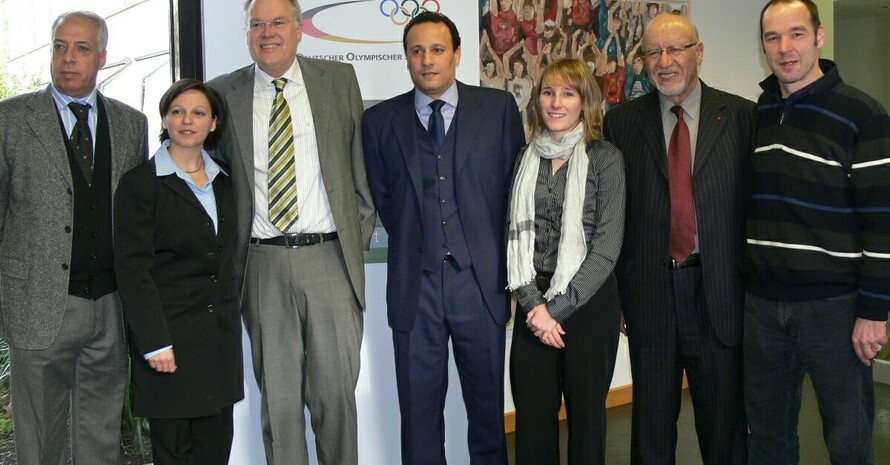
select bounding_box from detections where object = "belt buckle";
[283,234,302,248]
[667,257,682,270]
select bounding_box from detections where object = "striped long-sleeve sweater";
[746,60,890,321]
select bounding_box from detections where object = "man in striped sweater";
[745,1,890,464]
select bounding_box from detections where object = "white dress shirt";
[251,59,336,238]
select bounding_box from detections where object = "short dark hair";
[402,11,461,54]
[158,79,226,150]
[760,0,821,39]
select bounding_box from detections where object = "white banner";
[297,0,480,99]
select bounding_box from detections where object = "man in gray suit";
[0,11,147,465]
[207,0,375,464]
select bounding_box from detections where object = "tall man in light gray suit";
[0,11,147,465]
[207,0,375,464]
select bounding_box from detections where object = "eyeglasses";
[642,43,697,60]
[247,19,293,32]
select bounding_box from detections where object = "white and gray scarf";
[507,123,588,300]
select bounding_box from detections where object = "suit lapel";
[638,93,668,179]
[102,95,131,194]
[27,88,72,188]
[224,67,257,195]
[213,171,234,238]
[300,57,334,181]
[453,82,483,178]
[154,157,224,234]
[162,174,207,214]
[694,84,725,176]
[392,91,424,213]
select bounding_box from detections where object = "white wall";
[203,1,769,464]
[692,2,768,101]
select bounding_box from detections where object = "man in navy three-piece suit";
[362,11,525,465]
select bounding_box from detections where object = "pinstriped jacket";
[604,81,755,347]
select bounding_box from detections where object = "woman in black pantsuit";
[114,79,242,465]
[506,58,625,465]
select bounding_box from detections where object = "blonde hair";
[530,59,603,143]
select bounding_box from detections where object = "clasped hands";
[526,304,565,349]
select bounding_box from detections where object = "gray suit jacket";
[208,56,375,309]
[0,86,148,350]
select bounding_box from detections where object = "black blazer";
[603,82,755,347]
[114,156,243,419]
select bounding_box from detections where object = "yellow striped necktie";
[268,78,298,232]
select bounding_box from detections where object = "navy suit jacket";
[362,81,525,332]
[603,82,755,347]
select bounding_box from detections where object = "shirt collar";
[254,58,304,90]
[414,80,459,112]
[50,84,98,110]
[154,140,226,183]
[658,79,702,121]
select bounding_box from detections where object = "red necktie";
[668,105,696,263]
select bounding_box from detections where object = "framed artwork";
[480,0,691,138]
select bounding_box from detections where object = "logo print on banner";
[303,0,443,43]
[379,0,441,25]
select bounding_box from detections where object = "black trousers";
[148,405,234,465]
[510,274,620,465]
[628,266,746,465]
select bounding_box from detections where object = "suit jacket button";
[67,188,73,195]
[211,275,218,283]
[64,226,71,233]
[61,263,69,270]
[207,305,215,313]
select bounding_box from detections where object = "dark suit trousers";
[148,405,234,465]
[392,259,507,465]
[510,275,620,465]
[629,266,747,465]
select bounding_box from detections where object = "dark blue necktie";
[428,100,445,147]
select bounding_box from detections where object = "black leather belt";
[666,253,701,270]
[250,232,338,248]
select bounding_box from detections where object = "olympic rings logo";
[379,0,441,25]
